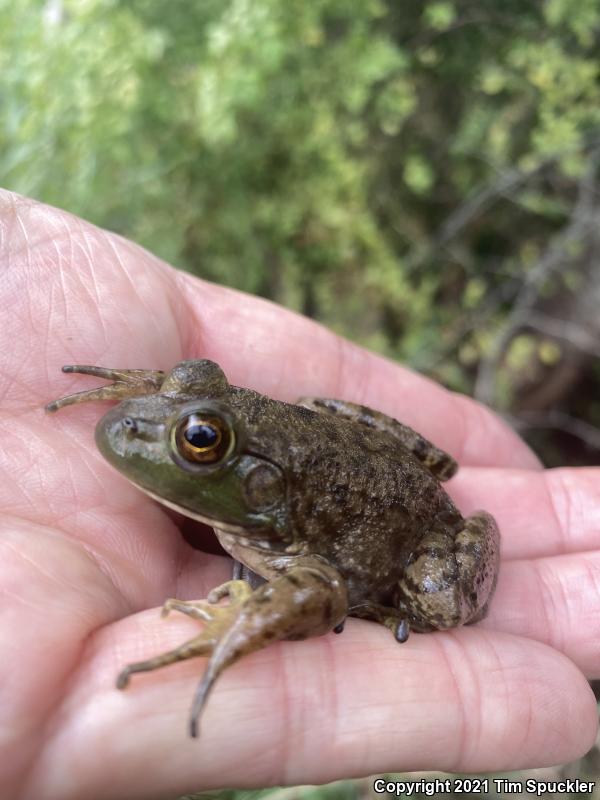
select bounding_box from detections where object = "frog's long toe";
[117,582,259,736]
[45,365,165,411]
[115,632,214,690]
[207,579,253,604]
[159,581,252,620]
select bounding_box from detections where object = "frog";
[46,359,500,737]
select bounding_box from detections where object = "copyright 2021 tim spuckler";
[373,777,595,796]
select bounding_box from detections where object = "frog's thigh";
[398,512,500,630]
[297,397,457,480]
[455,511,500,624]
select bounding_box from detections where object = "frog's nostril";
[122,417,138,433]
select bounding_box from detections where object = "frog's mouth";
[134,483,254,536]
[135,482,292,558]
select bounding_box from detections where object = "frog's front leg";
[396,511,500,632]
[117,559,347,737]
[45,365,166,411]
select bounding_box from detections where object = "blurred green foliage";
[2,0,600,449]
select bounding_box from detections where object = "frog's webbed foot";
[45,365,166,412]
[117,564,347,738]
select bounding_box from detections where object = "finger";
[25,620,596,798]
[450,466,600,559]
[176,271,540,469]
[1,190,539,470]
[484,550,600,678]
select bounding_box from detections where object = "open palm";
[1,190,597,800]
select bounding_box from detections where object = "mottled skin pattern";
[46,360,500,736]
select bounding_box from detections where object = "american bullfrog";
[46,360,500,736]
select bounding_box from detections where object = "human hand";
[0,190,597,800]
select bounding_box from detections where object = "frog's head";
[96,394,290,542]
[48,360,291,547]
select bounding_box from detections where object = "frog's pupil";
[185,423,218,450]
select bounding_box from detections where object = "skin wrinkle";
[458,634,483,765]
[282,635,344,787]
[1,535,68,591]
[15,206,31,254]
[581,567,600,669]
[0,517,127,620]
[320,632,341,773]
[332,333,355,406]
[308,634,343,779]
[105,237,144,314]
[447,394,471,467]
[517,670,535,763]
[170,520,204,601]
[1,440,46,517]
[72,508,179,610]
[544,470,575,557]
[582,558,600,618]
[578,559,600,660]
[457,395,505,472]
[72,529,150,614]
[431,634,468,771]
[9,293,35,387]
[35,430,138,527]
[42,279,56,375]
[81,504,215,616]
[107,234,183,359]
[121,260,170,345]
[533,661,579,755]
[0,372,26,408]
[50,234,102,361]
[533,559,567,656]
[82,270,112,358]
[0,584,46,615]
[79,234,105,314]
[485,648,529,767]
[481,635,514,756]
[266,642,293,788]
[172,269,201,359]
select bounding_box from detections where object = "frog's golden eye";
[173,413,233,464]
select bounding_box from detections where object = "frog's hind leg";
[396,511,500,632]
[297,397,457,480]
